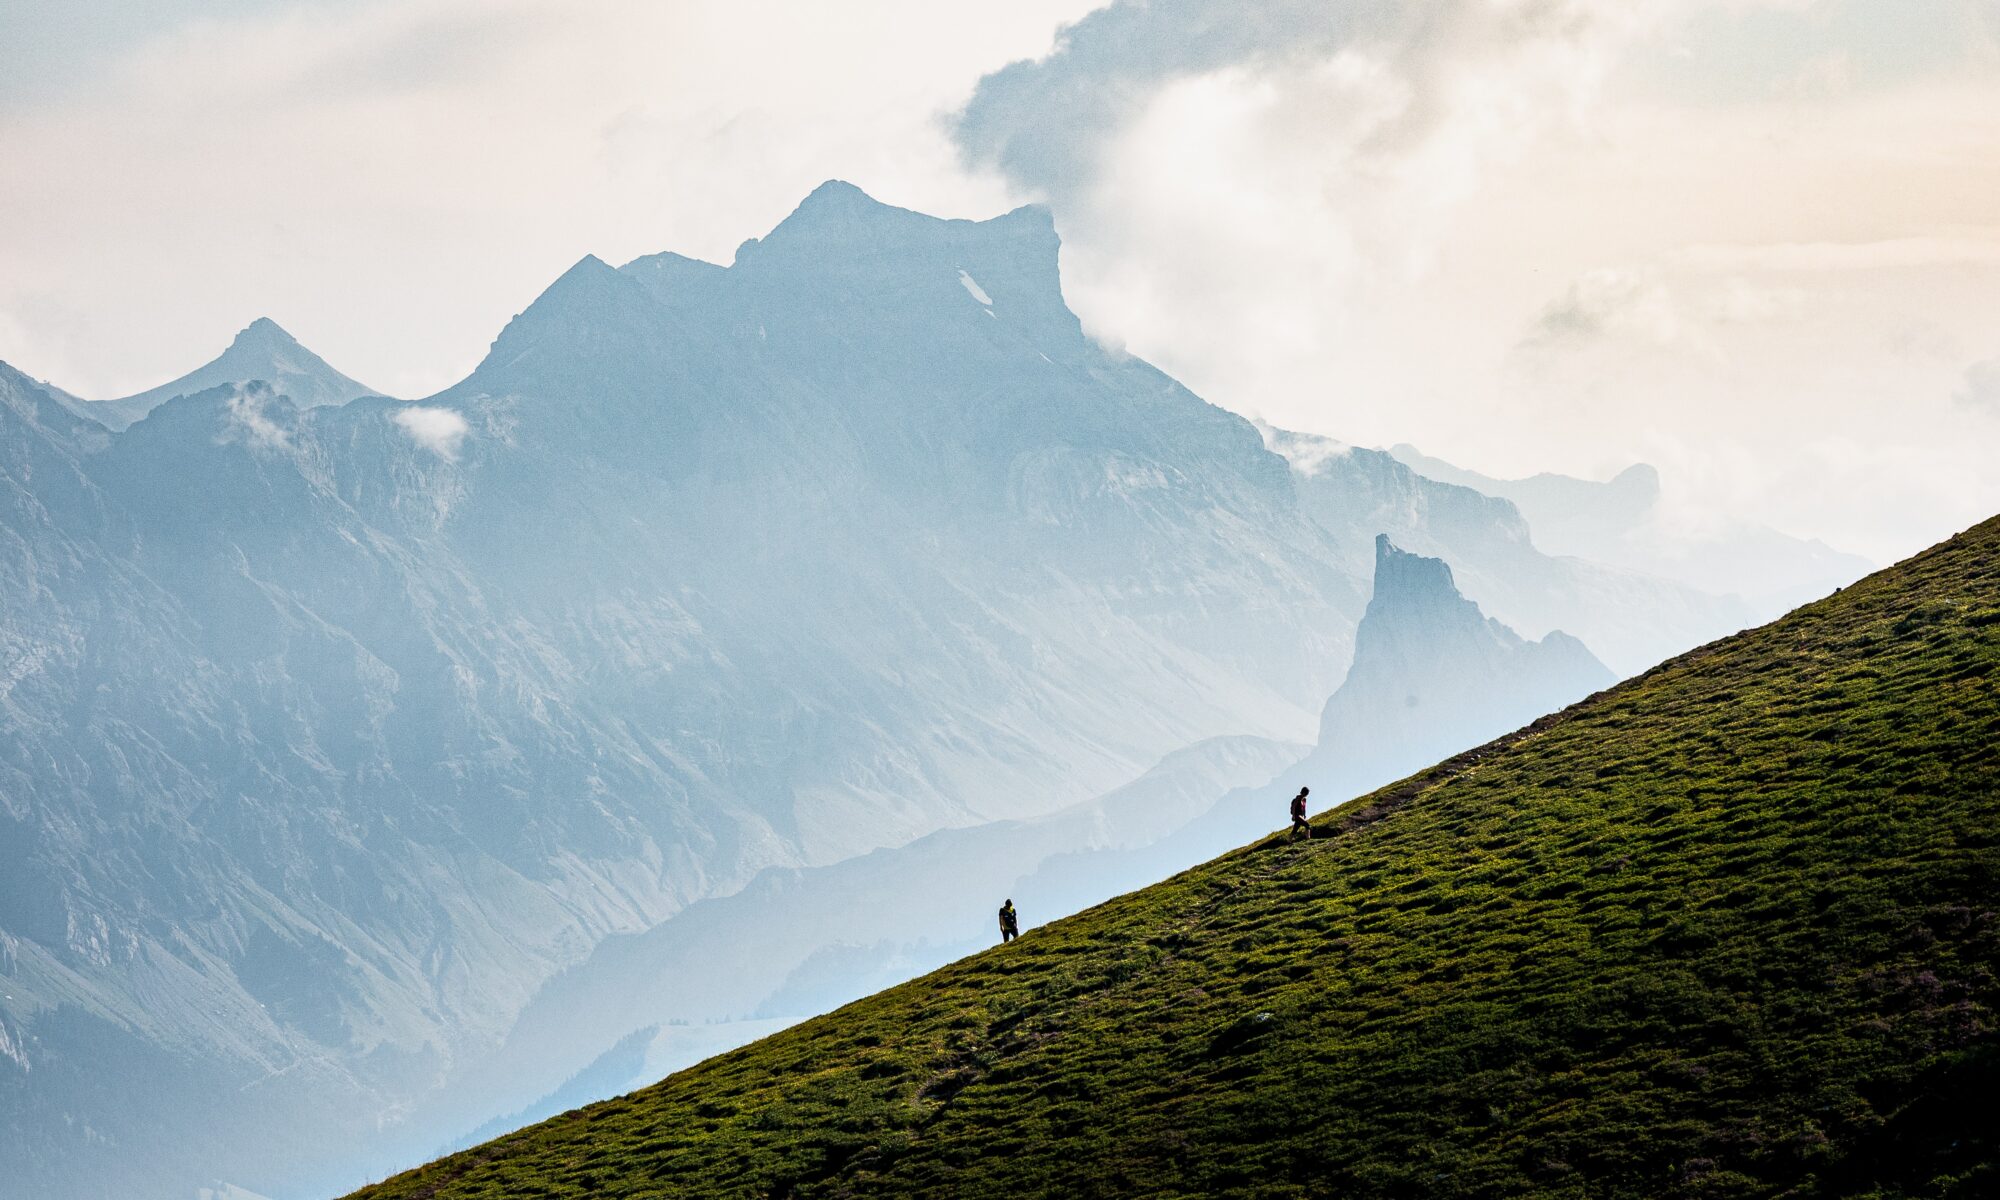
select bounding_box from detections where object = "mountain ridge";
[1387,441,1872,613]
[347,513,2000,1199]
[1261,423,1747,672]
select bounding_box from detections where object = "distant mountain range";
[1262,425,1742,675]
[0,182,1842,1200]
[1387,442,1873,613]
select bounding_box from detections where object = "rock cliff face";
[1306,535,1615,789]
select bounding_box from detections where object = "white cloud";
[1253,419,1352,476]
[392,404,470,459]
[948,0,2000,561]
[221,386,293,452]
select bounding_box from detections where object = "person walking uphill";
[1289,786,1312,839]
[998,899,1020,943]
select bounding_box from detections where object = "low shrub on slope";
[351,519,2000,1199]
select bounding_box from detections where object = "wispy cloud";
[392,404,470,459]
[1521,268,1684,350]
[221,385,293,452]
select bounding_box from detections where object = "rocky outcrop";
[1307,535,1615,789]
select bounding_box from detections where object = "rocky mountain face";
[66,316,389,429]
[1387,442,1873,614]
[1303,535,1615,790]
[2,182,1723,1200]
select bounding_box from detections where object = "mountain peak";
[1608,461,1662,498]
[723,182,1073,344]
[495,255,644,327]
[1319,533,1610,789]
[740,181,931,264]
[459,254,665,387]
[230,316,298,348]
[797,178,878,213]
[558,253,617,281]
[520,254,627,304]
[86,317,387,429]
[742,180,1055,261]
[1370,534,1462,609]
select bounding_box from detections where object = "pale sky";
[2,0,1997,562]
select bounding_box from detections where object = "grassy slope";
[350,519,2000,1200]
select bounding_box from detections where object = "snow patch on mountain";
[957,268,994,306]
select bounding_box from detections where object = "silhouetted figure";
[1289,786,1312,839]
[998,898,1019,943]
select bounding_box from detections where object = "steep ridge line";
[345,520,1996,1198]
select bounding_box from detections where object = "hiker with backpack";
[998,898,1020,943]
[1289,786,1311,839]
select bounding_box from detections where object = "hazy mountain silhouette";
[1,183,1740,1200]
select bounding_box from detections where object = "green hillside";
[349,519,2000,1200]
